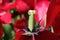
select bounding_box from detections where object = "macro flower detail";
[0,0,60,40]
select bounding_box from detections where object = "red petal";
[4,2,16,10]
[46,1,60,38]
[35,1,50,25]
[23,0,34,9]
[16,0,29,13]
[47,4,60,28]
[34,1,50,32]
[52,10,60,37]
[14,18,28,30]
[15,30,25,40]
[0,0,16,10]
[35,31,60,40]
[0,11,12,24]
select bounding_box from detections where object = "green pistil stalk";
[28,10,35,32]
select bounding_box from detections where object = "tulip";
[14,0,60,40]
[15,0,50,31]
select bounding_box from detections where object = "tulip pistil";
[28,10,36,32]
